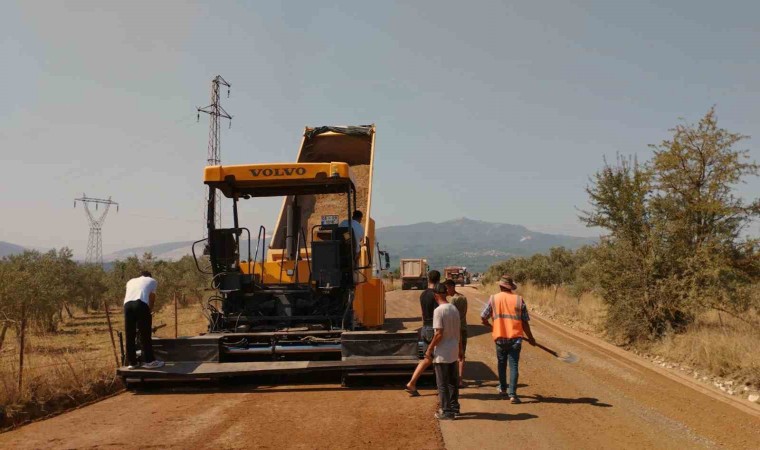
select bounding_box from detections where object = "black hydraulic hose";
[300,226,311,285]
[191,238,212,274]
[341,290,355,330]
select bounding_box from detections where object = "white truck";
[400,258,429,290]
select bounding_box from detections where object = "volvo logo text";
[250,167,307,177]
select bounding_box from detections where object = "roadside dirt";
[1,286,758,449]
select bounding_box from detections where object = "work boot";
[142,360,165,369]
[434,411,455,421]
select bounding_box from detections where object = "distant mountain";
[6,218,594,272]
[103,241,196,262]
[376,217,595,273]
[102,239,270,262]
[0,241,27,258]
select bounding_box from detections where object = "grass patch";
[482,283,605,334]
[0,303,208,428]
[383,278,401,292]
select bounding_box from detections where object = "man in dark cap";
[426,282,462,420]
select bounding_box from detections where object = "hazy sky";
[2,1,759,258]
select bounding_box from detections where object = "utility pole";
[197,75,232,235]
[74,194,119,265]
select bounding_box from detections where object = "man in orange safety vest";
[480,275,537,403]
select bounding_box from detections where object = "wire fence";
[0,300,208,400]
[0,348,114,374]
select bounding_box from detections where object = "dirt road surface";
[1,286,758,449]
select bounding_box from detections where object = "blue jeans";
[496,339,521,397]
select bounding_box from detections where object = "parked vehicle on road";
[400,258,428,290]
[444,266,470,287]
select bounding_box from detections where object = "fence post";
[18,302,26,392]
[174,293,178,338]
[103,299,120,367]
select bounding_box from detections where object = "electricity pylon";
[74,194,119,265]
[197,75,232,235]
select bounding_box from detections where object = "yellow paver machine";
[118,125,420,385]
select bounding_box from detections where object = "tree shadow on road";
[466,324,491,339]
[383,317,422,331]
[519,394,612,407]
[454,412,537,421]
[460,392,612,408]
[459,389,527,401]
[463,361,499,382]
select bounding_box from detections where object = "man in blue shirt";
[481,275,536,403]
[339,210,364,255]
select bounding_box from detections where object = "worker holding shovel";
[480,275,536,404]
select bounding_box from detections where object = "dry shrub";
[651,311,760,386]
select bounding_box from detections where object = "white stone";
[748,394,760,403]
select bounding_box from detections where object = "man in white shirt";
[123,271,164,369]
[339,210,365,255]
[424,283,463,420]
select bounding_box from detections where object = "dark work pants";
[434,362,460,415]
[124,300,154,365]
[496,339,522,396]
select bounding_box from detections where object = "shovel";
[535,343,580,364]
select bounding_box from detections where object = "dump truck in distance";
[444,266,471,287]
[400,258,428,290]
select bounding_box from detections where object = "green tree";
[581,109,759,342]
[547,247,576,301]
[568,246,598,304]
[650,107,760,317]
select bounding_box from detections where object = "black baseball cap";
[434,283,447,294]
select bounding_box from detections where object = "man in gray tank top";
[425,283,463,419]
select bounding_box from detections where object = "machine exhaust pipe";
[223,344,342,355]
[275,344,341,354]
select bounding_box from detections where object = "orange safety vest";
[490,292,525,340]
